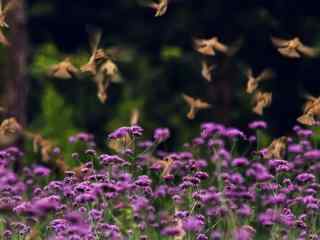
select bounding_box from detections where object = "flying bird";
[0,117,22,147]
[130,109,140,126]
[271,36,318,58]
[0,0,19,28]
[149,0,168,17]
[201,61,215,82]
[49,58,79,79]
[81,27,106,75]
[0,0,20,46]
[194,36,228,56]
[245,68,274,94]
[297,95,320,126]
[252,91,272,115]
[263,136,288,159]
[182,94,211,119]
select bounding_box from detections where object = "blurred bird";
[201,61,215,82]
[155,155,174,178]
[271,36,319,58]
[194,36,228,56]
[252,91,272,115]
[148,0,168,17]
[264,136,288,159]
[297,95,320,126]
[81,27,106,75]
[182,94,211,119]
[0,117,22,147]
[0,0,19,28]
[49,57,79,79]
[245,68,274,94]
[0,0,20,46]
[130,109,140,126]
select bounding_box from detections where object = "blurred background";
[1,0,320,153]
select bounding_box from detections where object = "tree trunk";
[4,0,28,127]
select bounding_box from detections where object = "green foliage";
[28,83,79,165]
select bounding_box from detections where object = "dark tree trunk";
[4,0,28,126]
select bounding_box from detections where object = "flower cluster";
[1,122,320,239]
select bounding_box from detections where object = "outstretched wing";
[297,44,319,58]
[271,36,290,47]
[278,48,300,58]
[182,94,195,106]
[87,25,102,55]
[2,0,19,16]
[256,68,274,82]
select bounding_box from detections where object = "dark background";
[3,0,320,151]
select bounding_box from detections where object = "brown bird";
[24,131,68,172]
[93,59,120,103]
[271,36,318,58]
[0,0,20,46]
[264,136,288,159]
[149,0,168,17]
[155,155,174,178]
[201,61,215,82]
[0,117,22,147]
[252,91,272,115]
[0,0,19,28]
[297,95,320,126]
[182,94,211,119]
[49,57,78,79]
[81,28,106,75]
[245,68,274,94]
[130,109,140,126]
[194,36,228,56]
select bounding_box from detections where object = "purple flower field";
[1,121,320,239]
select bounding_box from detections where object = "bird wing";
[271,36,290,47]
[256,68,274,82]
[297,44,318,58]
[2,0,19,16]
[278,48,300,58]
[213,40,228,53]
[87,26,102,55]
[182,94,195,105]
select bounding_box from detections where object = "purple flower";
[233,226,255,240]
[296,173,315,183]
[232,157,249,167]
[223,128,246,139]
[33,166,51,177]
[248,121,267,129]
[154,128,170,142]
[304,150,320,160]
[200,122,224,138]
[182,216,204,232]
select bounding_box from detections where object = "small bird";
[0,0,19,28]
[149,0,168,17]
[194,36,228,56]
[264,136,288,159]
[252,91,272,115]
[130,109,140,126]
[245,68,274,94]
[0,0,20,46]
[297,95,320,126]
[49,57,78,79]
[155,155,174,178]
[81,28,106,75]
[0,117,22,147]
[182,94,211,119]
[271,36,318,58]
[201,61,215,82]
